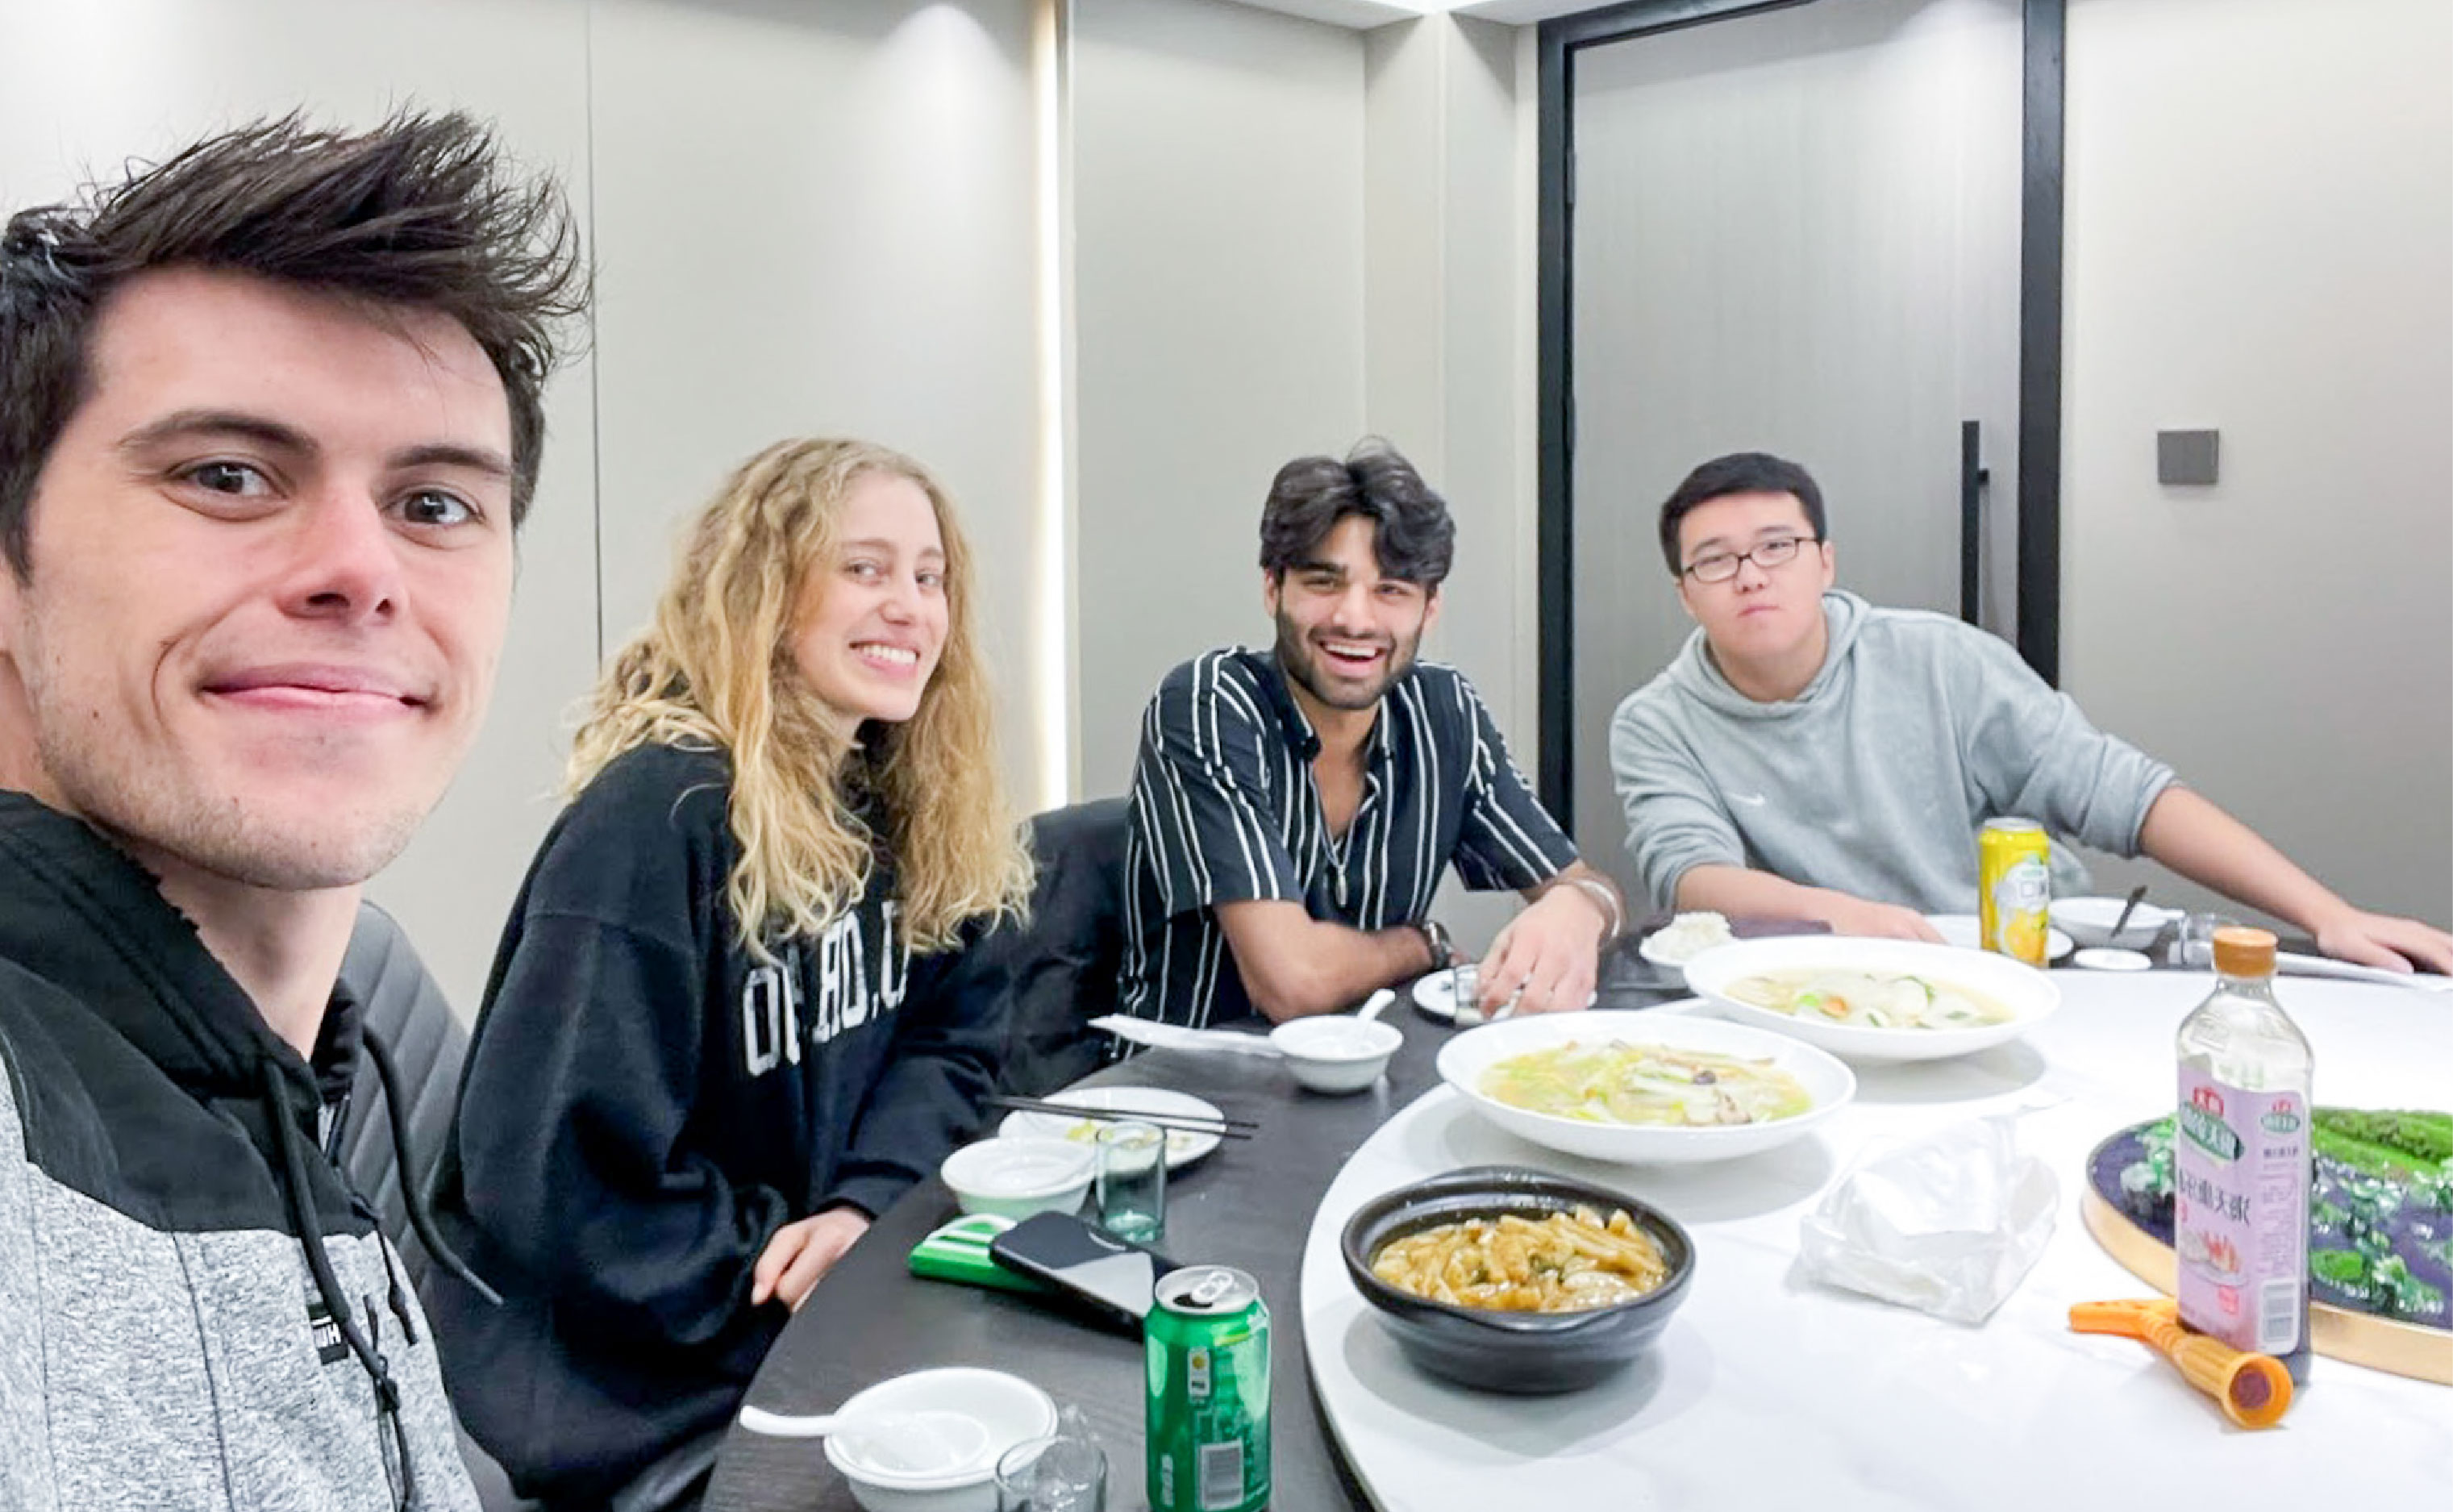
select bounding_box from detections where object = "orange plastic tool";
[2068,1297,2293,1429]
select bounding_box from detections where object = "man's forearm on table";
[2136,787,2353,936]
[1676,863,1826,921]
[1218,904,1435,1022]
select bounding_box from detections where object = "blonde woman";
[426,439,1033,1510]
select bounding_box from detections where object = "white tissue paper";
[1797,1115,2058,1324]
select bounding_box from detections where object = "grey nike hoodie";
[1609,590,2174,914]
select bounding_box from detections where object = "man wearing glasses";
[1608,451,2453,973]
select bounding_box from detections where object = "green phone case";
[907,1212,1051,1295]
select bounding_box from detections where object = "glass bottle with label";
[2174,926,2312,1382]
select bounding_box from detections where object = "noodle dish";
[1340,1166,1697,1393]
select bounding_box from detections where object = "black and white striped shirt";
[1118,648,1578,1027]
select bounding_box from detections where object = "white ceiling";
[1222,1,1617,31]
[1451,0,1626,21]
[1218,0,1427,25]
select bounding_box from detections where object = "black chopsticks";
[987,1093,1257,1141]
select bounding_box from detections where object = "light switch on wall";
[2157,429,2220,486]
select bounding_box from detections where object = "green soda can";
[1146,1265,1271,1512]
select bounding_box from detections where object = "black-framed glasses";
[1680,535,1821,584]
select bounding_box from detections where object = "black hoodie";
[423,742,1007,1504]
[0,793,477,1510]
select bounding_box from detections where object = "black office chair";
[334,901,537,1512]
[336,900,469,1293]
[982,797,1133,1097]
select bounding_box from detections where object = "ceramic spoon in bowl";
[1356,988,1395,1024]
[735,1405,989,1473]
[2108,884,2148,940]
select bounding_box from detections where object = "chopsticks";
[986,1094,1258,1141]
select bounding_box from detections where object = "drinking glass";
[995,1431,1107,1512]
[1093,1119,1165,1242]
[2170,910,2241,968]
[1448,961,1521,1027]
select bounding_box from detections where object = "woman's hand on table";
[753,1207,874,1311]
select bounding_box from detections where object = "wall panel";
[2063,0,2453,925]
[1071,0,1369,797]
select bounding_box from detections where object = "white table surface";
[1300,970,2453,1510]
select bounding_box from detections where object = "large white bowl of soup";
[1683,935,2059,1064]
[1435,1010,1854,1165]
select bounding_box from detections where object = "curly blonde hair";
[568,438,1033,955]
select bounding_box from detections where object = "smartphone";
[987,1210,1180,1333]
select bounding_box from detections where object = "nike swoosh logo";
[1730,791,1768,806]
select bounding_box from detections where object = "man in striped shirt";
[1119,439,1625,1028]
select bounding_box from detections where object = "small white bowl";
[938,1137,1092,1222]
[2049,896,2178,951]
[1636,911,1737,983]
[826,1367,1056,1512]
[1635,934,1687,983]
[1268,1016,1402,1093]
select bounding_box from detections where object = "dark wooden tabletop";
[702,956,1687,1512]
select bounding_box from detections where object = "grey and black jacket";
[0,792,480,1511]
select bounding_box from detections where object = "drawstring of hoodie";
[260,1024,507,1510]
[261,1060,417,1512]
[357,1026,503,1308]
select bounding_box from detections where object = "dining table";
[702,948,2451,1512]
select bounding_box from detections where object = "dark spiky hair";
[1258,437,1456,589]
[0,109,587,574]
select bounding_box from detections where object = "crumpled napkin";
[1797,1115,2058,1324]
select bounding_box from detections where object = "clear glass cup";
[995,1430,1107,1512]
[2170,910,2241,968]
[1093,1119,1165,1243]
[1448,960,1521,1027]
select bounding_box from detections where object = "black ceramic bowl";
[1340,1165,1695,1394]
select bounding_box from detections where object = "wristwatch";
[1415,918,1455,973]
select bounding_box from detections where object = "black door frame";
[1535,0,2066,823]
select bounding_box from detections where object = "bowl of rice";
[1636,911,1735,981]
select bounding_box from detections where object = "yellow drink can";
[1978,818,2052,966]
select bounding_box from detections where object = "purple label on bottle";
[2174,1069,2309,1356]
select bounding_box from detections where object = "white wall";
[1365,15,1544,949]
[1364,15,1528,729]
[2063,0,2453,927]
[1069,0,1370,798]
[585,0,1043,786]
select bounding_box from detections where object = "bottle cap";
[2210,926,2277,977]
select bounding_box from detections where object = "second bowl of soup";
[1684,936,2060,1063]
